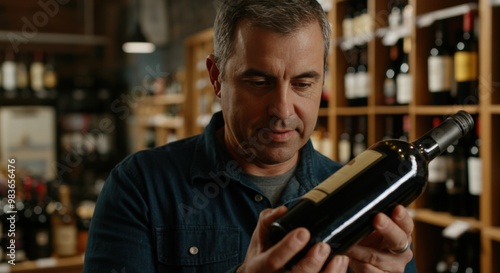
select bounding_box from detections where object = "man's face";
[217,20,325,169]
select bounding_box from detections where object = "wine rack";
[329,0,499,272]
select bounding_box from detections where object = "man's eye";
[245,78,272,88]
[292,82,313,89]
[253,81,270,87]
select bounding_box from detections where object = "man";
[84,0,417,272]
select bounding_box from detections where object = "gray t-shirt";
[242,166,297,206]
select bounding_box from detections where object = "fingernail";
[295,229,309,243]
[318,243,330,257]
[337,255,349,267]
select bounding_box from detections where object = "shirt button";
[189,246,199,255]
[254,194,264,202]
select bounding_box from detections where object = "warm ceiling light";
[122,12,155,54]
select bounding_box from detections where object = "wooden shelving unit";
[183,0,499,271]
[184,28,218,137]
[329,0,499,272]
[133,93,186,151]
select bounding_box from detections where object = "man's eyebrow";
[293,71,321,80]
[240,68,273,78]
[240,69,321,80]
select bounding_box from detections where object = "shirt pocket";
[154,225,240,269]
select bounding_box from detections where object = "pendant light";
[122,0,155,54]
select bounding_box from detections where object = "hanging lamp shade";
[122,23,156,54]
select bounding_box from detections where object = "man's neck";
[216,127,299,176]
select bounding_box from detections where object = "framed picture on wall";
[0,106,56,180]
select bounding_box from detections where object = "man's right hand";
[236,206,349,273]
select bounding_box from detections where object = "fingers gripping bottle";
[270,111,474,268]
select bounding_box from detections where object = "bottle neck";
[463,11,474,33]
[413,112,473,161]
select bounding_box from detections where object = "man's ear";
[206,54,221,97]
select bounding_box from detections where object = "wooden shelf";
[412,105,480,115]
[484,226,500,242]
[373,105,410,115]
[334,106,369,115]
[412,209,482,231]
[152,94,185,105]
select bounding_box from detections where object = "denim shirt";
[84,112,417,273]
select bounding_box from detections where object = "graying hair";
[213,0,331,80]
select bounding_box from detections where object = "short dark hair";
[213,0,331,80]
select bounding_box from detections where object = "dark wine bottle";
[445,138,469,217]
[353,47,369,106]
[454,11,478,105]
[344,49,357,105]
[467,116,481,219]
[270,111,474,268]
[428,19,453,105]
[426,117,449,212]
[337,117,353,165]
[396,37,412,105]
[384,42,400,106]
[27,180,52,260]
[351,116,367,157]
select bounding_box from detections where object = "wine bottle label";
[36,230,50,247]
[304,150,383,203]
[17,66,29,89]
[44,71,57,88]
[2,61,17,91]
[338,138,351,164]
[54,225,77,256]
[383,78,396,101]
[467,157,482,195]
[428,56,452,92]
[396,73,412,104]
[355,71,369,98]
[31,62,45,92]
[344,73,356,99]
[342,18,354,38]
[428,156,447,183]
[454,51,478,82]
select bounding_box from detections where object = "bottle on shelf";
[454,10,478,105]
[2,50,17,98]
[434,239,455,273]
[30,51,46,98]
[337,116,353,165]
[344,49,357,105]
[269,111,474,268]
[43,53,58,98]
[467,116,481,219]
[16,53,31,98]
[342,0,355,39]
[351,115,367,157]
[425,117,449,212]
[445,138,470,217]
[26,179,52,260]
[355,1,371,38]
[398,114,410,142]
[428,19,453,105]
[51,184,77,257]
[396,37,412,105]
[382,116,394,140]
[354,47,369,106]
[383,41,401,105]
[76,200,95,254]
[388,1,403,29]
